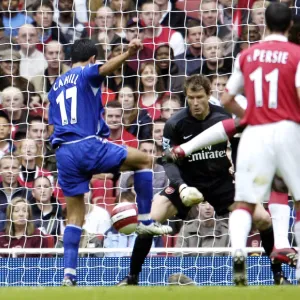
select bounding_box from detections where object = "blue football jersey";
[48,64,110,147]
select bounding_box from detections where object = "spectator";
[210,74,229,104]
[192,36,233,78]
[0,18,16,52]
[218,0,249,34]
[27,116,57,175]
[155,44,185,95]
[110,0,136,38]
[91,6,118,60]
[52,0,88,24]
[209,74,247,111]
[0,155,31,231]
[175,19,205,76]
[17,24,47,80]
[1,86,29,138]
[152,118,166,157]
[154,0,189,37]
[17,138,53,189]
[0,0,33,38]
[83,191,111,235]
[31,0,68,52]
[0,111,15,158]
[104,191,163,257]
[140,1,185,56]
[175,202,230,256]
[57,0,88,44]
[31,176,62,237]
[103,38,137,92]
[0,197,49,257]
[138,62,165,120]
[118,140,168,195]
[0,50,35,107]
[160,94,182,120]
[233,23,261,57]
[198,0,230,40]
[124,18,153,72]
[289,18,300,45]
[105,101,138,148]
[31,41,70,101]
[251,0,271,37]
[117,86,152,140]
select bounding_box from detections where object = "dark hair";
[105,100,122,109]
[0,110,10,123]
[139,139,155,147]
[184,75,211,96]
[289,16,300,45]
[209,73,229,83]
[265,3,292,33]
[28,115,47,125]
[154,117,167,124]
[154,44,174,60]
[71,39,98,64]
[32,0,54,15]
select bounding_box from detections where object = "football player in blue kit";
[48,39,172,286]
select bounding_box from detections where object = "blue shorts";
[56,137,127,197]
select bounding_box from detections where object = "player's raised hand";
[179,184,204,207]
[127,39,143,56]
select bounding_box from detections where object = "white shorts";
[235,121,300,204]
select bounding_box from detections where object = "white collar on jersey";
[264,34,288,42]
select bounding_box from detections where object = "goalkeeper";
[118,75,289,286]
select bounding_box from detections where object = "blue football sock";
[134,169,153,225]
[63,225,82,280]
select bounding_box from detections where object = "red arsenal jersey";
[143,26,177,53]
[108,129,138,149]
[226,34,300,125]
[0,228,49,257]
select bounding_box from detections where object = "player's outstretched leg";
[253,204,291,285]
[61,195,85,286]
[117,234,153,286]
[120,147,172,236]
[268,177,297,267]
[117,195,177,286]
[229,202,254,286]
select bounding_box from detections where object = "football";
[111,202,138,235]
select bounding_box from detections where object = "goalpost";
[0,0,297,287]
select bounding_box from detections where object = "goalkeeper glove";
[163,146,186,163]
[179,184,204,207]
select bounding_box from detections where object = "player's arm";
[47,95,54,136]
[295,61,300,102]
[48,125,54,136]
[221,55,245,118]
[161,121,185,188]
[161,121,204,206]
[164,118,242,161]
[99,39,143,76]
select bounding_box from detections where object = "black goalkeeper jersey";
[162,104,234,190]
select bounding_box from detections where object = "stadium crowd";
[0,0,297,257]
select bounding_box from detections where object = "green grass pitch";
[0,286,298,300]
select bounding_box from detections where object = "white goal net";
[0,0,297,286]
